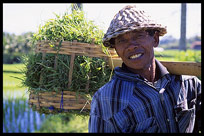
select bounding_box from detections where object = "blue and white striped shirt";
[89,60,201,133]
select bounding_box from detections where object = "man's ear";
[153,31,159,47]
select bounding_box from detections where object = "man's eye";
[118,39,126,43]
[132,35,143,41]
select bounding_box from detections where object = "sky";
[3,3,201,39]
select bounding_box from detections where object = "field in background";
[154,49,201,62]
[3,64,89,133]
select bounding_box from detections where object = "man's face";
[114,30,159,70]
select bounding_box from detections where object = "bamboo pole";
[160,61,201,77]
[36,51,47,110]
[85,39,95,92]
[108,58,201,77]
[68,53,76,89]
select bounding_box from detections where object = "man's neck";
[127,58,156,83]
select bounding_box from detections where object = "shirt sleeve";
[88,114,115,133]
[193,77,201,133]
[88,90,115,133]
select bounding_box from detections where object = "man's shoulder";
[94,76,134,98]
[91,76,135,107]
[90,77,133,118]
[168,74,201,87]
[181,75,198,81]
[93,77,121,99]
[94,77,116,94]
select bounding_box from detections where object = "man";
[88,5,201,133]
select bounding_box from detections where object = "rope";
[49,106,54,111]
[80,100,90,113]
[59,90,64,112]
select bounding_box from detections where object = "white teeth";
[130,53,142,59]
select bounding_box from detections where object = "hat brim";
[103,24,167,48]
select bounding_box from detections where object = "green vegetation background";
[3,64,89,133]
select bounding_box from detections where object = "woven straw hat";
[103,5,167,48]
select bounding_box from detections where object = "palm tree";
[71,3,83,12]
[179,3,187,51]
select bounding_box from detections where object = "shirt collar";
[155,59,169,79]
[120,59,169,80]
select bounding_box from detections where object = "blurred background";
[3,3,201,133]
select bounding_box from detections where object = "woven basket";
[28,40,117,114]
[29,90,91,113]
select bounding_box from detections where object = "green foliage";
[36,113,89,133]
[155,49,201,62]
[3,64,89,133]
[21,53,111,96]
[30,8,104,46]
[3,65,45,133]
[3,64,26,92]
[3,52,22,64]
[3,32,33,64]
[175,50,201,62]
[71,56,112,95]
[3,63,25,73]
[20,7,112,116]
[22,7,112,94]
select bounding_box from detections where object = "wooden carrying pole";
[108,58,201,77]
[36,41,201,77]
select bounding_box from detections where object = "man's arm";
[193,77,201,133]
[89,114,115,133]
[88,90,115,133]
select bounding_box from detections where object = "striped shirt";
[89,59,201,133]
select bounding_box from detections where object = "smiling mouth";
[129,53,144,60]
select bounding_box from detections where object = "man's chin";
[124,61,153,71]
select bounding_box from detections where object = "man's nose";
[127,42,139,51]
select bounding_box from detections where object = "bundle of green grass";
[21,7,112,115]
